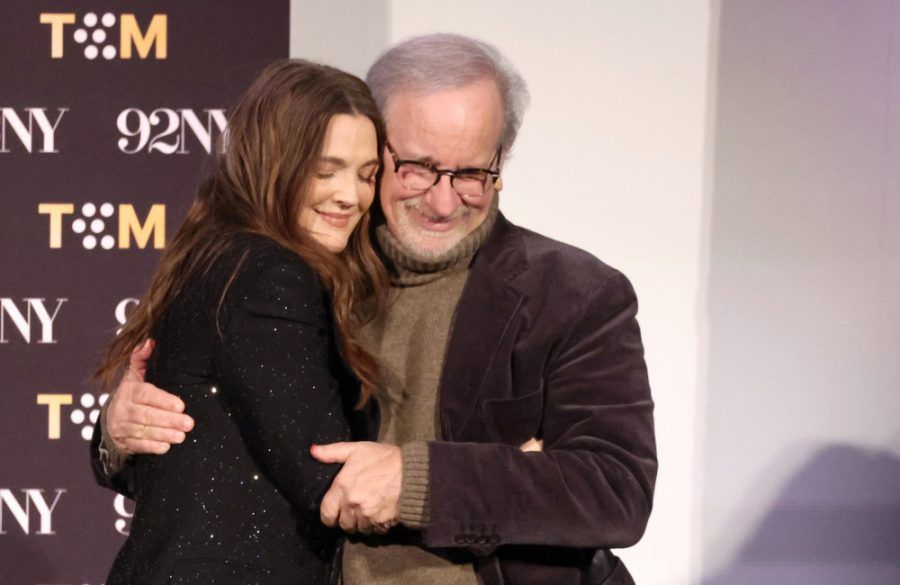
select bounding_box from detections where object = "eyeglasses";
[385,141,502,201]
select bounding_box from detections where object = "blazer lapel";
[438,214,528,440]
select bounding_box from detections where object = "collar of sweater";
[376,198,499,286]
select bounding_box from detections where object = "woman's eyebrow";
[320,157,381,168]
[319,156,346,167]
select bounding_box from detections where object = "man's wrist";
[398,441,430,528]
[99,401,129,476]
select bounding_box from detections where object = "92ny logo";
[114,494,135,535]
[1,107,224,155]
[118,108,227,154]
[40,12,166,60]
[0,108,67,153]
[0,298,65,344]
[0,489,65,535]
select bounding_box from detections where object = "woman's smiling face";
[299,113,380,253]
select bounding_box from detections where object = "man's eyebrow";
[397,151,492,169]
[398,150,436,165]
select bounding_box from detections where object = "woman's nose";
[333,176,361,207]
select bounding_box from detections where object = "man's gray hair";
[366,33,530,153]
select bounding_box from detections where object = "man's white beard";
[391,197,471,258]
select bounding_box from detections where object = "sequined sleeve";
[213,258,352,514]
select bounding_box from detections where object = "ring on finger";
[373,519,396,534]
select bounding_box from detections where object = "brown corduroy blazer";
[424,213,657,585]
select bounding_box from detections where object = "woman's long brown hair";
[95,59,388,405]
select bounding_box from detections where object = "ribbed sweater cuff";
[399,441,431,528]
[99,402,129,476]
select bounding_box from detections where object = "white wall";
[386,3,713,585]
[700,3,900,583]
[290,0,388,78]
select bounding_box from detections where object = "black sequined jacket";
[91,234,375,585]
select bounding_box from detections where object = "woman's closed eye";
[358,163,380,184]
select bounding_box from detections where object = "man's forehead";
[384,80,503,162]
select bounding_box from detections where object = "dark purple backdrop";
[0,2,288,583]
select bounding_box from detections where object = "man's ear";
[494,177,504,192]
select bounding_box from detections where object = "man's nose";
[424,174,461,217]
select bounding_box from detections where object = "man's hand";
[106,339,194,455]
[311,441,402,534]
[520,437,544,452]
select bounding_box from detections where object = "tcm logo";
[0,489,65,535]
[39,202,166,250]
[40,12,166,60]
[118,108,227,154]
[0,108,67,153]
[0,298,66,344]
[37,392,109,441]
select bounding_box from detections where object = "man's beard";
[391,196,473,259]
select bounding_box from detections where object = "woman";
[94,59,388,585]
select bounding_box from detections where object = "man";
[94,34,656,584]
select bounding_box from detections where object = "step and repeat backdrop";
[0,2,289,583]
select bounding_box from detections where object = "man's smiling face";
[379,78,504,256]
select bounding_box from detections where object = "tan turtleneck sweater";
[342,205,498,585]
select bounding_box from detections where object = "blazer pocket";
[483,388,544,445]
[167,558,293,585]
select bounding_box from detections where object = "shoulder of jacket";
[207,234,329,328]
[503,221,627,289]
[219,233,318,285]
[198,234,323,307]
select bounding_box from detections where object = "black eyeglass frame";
[385,141,503,198]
